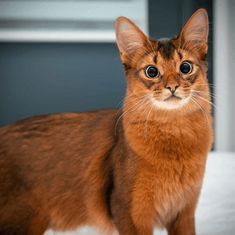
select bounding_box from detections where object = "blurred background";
[0,0,234,234]
[0,0,213,134]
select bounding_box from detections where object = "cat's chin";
[150,96,191,110]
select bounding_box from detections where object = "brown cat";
[0,9,213,235]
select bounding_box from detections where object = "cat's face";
[115,9,209,111]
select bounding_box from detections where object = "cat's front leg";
[166,204,196,235]
[111,194,153,235]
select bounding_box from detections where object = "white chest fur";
[153,162,202,228]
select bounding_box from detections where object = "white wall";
[228,0,235,151]
[214,0,235,151]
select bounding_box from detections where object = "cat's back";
[0,109,117,138]
[0,109,118,164]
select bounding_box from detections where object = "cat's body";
[0,110,117,234]
[0,9,213,235]
[0,107,212,235]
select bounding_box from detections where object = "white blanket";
[45,152,235,235]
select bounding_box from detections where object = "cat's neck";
[121,94,212,163]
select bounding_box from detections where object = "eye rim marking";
[145,65,160,79]
[180,61,193,74]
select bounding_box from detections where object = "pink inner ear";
[119,21,132,32]
[184,25,208,42]
[115,17,147,55]
[181,10,208,43]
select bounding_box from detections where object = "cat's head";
[115,9,210,112]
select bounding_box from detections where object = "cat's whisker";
[191,91,213,97]
[191,89,215,97]
[190,96,209,125]
[143,101,150,137]
[196,83,228,92]
[191,90,218,100]
[195,86,214,89]
[192,94,217,109]
[115,95,149,135]
[116,100,143,124]
[191,88,226,101]
[115,93,148,116]
[191,89,211,93]
[124,98,150,135]
[195,82,214,86]
[116,96,126,108]
[130,97,150,132]
[144,103,154,139]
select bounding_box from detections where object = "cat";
[0,8,213,235]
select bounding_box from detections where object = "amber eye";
[145,65,160,78]
[180,61,193,74]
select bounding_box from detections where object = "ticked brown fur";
[0,9,213,235]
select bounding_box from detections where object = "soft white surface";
[45,152,235,235]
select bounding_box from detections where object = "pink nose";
[166,84,179,94]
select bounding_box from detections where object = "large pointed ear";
[115,16,148,63]
[179,8,209,54]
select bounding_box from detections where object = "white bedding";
[45,152,235,235]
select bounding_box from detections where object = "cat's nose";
[166,84,179,94]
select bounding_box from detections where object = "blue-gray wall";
[0,43,125,126]
[0,0,212,126]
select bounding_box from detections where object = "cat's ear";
[115,16,148,62]
[179,8,209,53]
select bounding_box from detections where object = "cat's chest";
[126,119,209,160]
[132,158,203,228]
[152,164,200,227]
[149,122,197,148]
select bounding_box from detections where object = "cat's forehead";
[138,39,180,66]
[156,39,177,60]
[134,38,199,69]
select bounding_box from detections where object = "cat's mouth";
[164,95,182,102]
[151,94,190,110]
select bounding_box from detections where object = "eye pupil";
[145,66,159,78]
[180,62,193,74]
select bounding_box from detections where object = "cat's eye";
[145,65,160,78]
[180,61,193,74]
